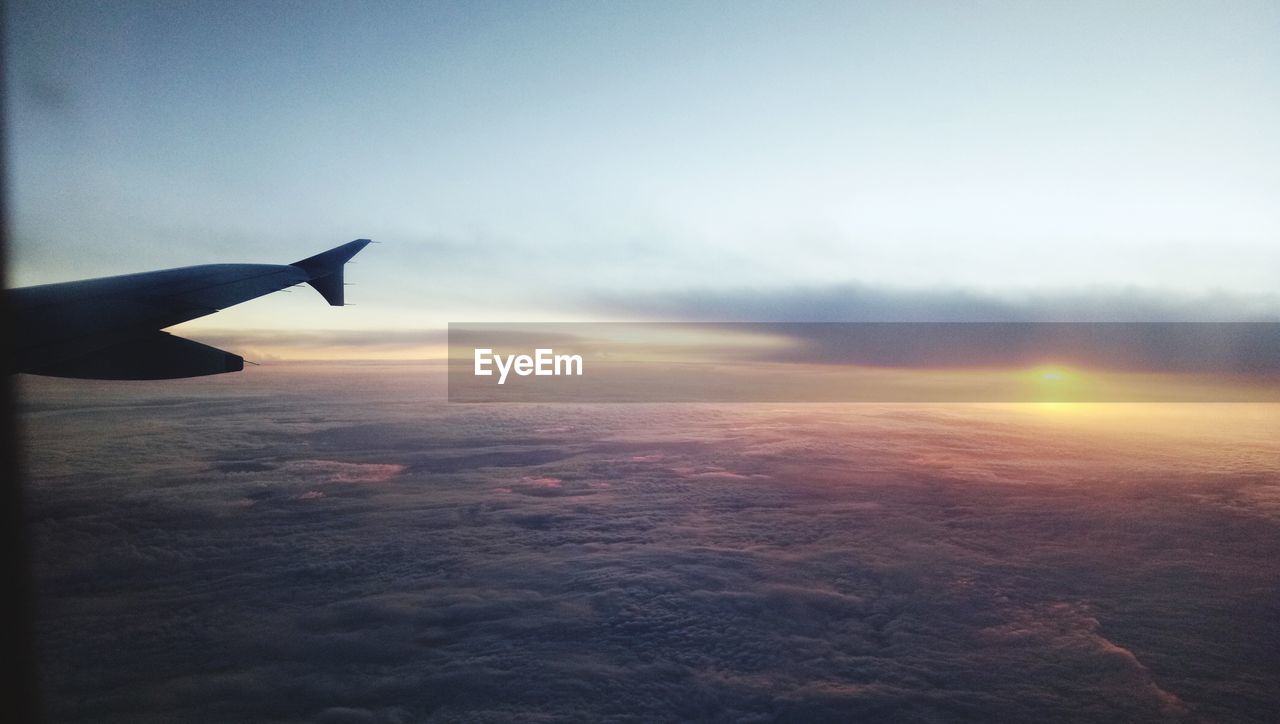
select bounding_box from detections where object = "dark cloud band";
[448,322,1280,402]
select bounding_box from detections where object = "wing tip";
[291,238,373,275]
[292,239,374,306]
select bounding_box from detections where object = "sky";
[5,0,1280,347]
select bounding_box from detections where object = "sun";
[1017,364,1086,404]
[1038,367,1068,382]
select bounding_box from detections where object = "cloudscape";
[20,368,1280,722]
[7,1,1280,722]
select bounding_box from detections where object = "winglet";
[290,238,372,306]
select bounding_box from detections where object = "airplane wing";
[9,239,372,379]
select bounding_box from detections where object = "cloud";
[581,283,1280,323]
[18,370,1280,722]
[743,322,1280,374]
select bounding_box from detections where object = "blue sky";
[6,0,1279,337]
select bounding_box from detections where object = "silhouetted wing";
[10,239,371,379]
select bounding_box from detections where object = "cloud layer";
[584,283,1280,323]
[19,366,1280,722]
